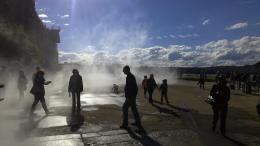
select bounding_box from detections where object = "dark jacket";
[147,78,157,90]
[68,74,83,93]
[210,84,230,106]
[30,76,45,95]
[125,73,138,98]
[160,84,168,93]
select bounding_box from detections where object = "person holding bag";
[210,76,230,136]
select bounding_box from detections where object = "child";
[160,79,169,104]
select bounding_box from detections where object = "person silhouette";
[160,79,169,104]
[68,69,83,114]
[147,74,158,103]
[17,70,28,100]
[210,76,230,136]
[120,65,141,129]
[30,70,51,115]
[142,76,148,98]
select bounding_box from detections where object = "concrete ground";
[0,80,259,146]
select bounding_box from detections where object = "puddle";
[38,116,68,128]
[82,106,99,111]
[80,93,125,106]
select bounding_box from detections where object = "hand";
[46,81,52,84]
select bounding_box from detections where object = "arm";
[79,76,83,92]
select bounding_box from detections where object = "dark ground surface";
[0,80,259,146]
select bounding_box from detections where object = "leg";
[122,100,130,126]
[131,100,141,126]
[161,92,163,103]
[31,95,40,113]
[148,89,153,103]
[165,92,169,104]
[144,88,147,98]
[220,105,228,136]
[76,92,81,114]
[212,106,219,131]
[72,92,76,111]
[39,95,49,114]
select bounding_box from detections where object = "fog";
[0,61,177,146]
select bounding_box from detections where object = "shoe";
[120,124,129,129]
[45,111,51,115]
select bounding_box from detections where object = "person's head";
[37,70,45,77]
[72,69,79,74]
[144,75,147,79]
[36,66,41,71]
[163,79,167,84]
[150,74,154,79]
[218,76,227,86]
[123,65,130,75]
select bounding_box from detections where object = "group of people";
[142,74,169,104]
[30,67,83,115]
[228,71,260,95]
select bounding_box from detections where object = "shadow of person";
[151,102,180,118]
[67,109,84,132]
[224,136,248,146]
[17,115,48,139]
[125,126,162,146]
[167,103,190,112]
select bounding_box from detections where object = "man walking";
[68,69,83,114]
[120,65,141,129]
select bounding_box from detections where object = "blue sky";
[36,0,260,66]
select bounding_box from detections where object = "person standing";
[120,65,141,129]
[17,70,28,100]
[147,74,158,103]
[210,76,230,136]
[142,76,148,98]
[68,69,83,114]
[160,79,169,104]
[30,71,51,115]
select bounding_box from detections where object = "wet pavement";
[0,89,202,146]
[1,81,259,146]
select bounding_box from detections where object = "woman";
[30,70,51,115]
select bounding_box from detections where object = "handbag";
[205,95,215,105]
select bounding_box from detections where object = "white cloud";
[60,14,70,19]
[202,19,210,26]
[226,22,248,30]
[187,25,194,29]
[64,23,70,26]
[59,36,260,67]
[42,20,52,24]
[38,14,48,18]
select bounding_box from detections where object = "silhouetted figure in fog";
[210,76,230,136]
[160,79,169,104]
[0,66,7,98]
[198,71,206,89]
[112,84,119,94]
[120,65,141,129]
[17,70,28,100]
[147,74,158,103]
[30,71,51,115]
[142,76,148,98]
[68,69,83,114]
[0,84,4,101]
